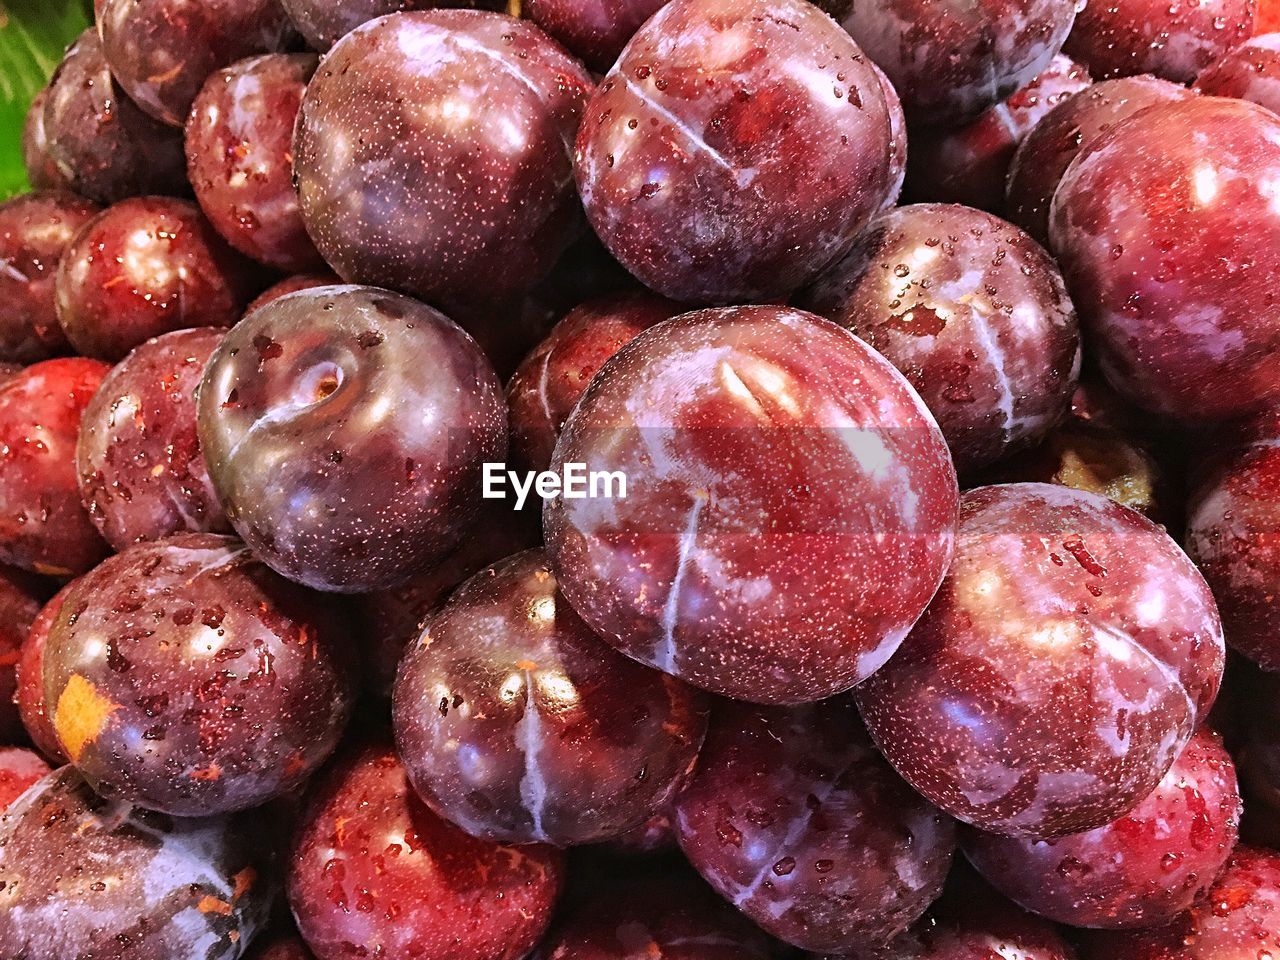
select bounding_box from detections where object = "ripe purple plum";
[15,582,72,761]
[41,534,354,815]
[872,63,909,210]
[21,88,72,193]
[280,0,503,50]
[198,285,507,593]
[576,0,893,303]
[0,566,47,744]
[1196,33,1280,115]
[855,483,1225,839]
[246,272,341,313]
[801,203,1080,474]
[545,306,959,704]
[526,0,669,69]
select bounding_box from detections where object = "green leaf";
[0,0,94,200]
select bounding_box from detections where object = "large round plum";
[964,728,1241,928]
[40,30,188,204]
[526,0,668,69]
[1064,0,1255,83]
[0,191,99,363]
[288,739,564,960]
[1006,75,1192,245]
[76,327,229,550]
[15,582,72,761]
[186,53,324,272]
[99,0,294,127]
[839,0,1079,128]
[576,0,892,304]
[41,534,354,815]
[280,0,502,50]
[1196,34,1280,116]
[545,306,958,705]
[55,197,259,361]
[675,699,956,953]
[0,565,47,744]
[800,203,1080,474]
[1051,96,1280,420]
[0,358,111,576]
[507,292,680,473]
[198,285,507,593]
[293,11,593,311]
[855,483,1225,839]
[21,87,71,193]
[0,766,274,960]
[393,549,709,846]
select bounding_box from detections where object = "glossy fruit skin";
[0,358,111,576]
[287,739,564,960]
[675,699,956,953]
[1051,96,1280,420]
[0,565,48,744]
[0,193,100,364]
[545,306,959,704]
[198,285,507,593]
[526,0,668,69]
[99,0,294,127]
[903,56,1090,211]
[872,62,909,211]
[0,747,52,809]
[186,53,324,272]
[247,272,341,314]
[576,0,891,305]
[1079,846,1280,959]
[55,197,259,362]
[856,483,1225,839]
[964,728,1242,929]
[1196,33,1280,116]
[280,0,503,50]
[41,534,354,816]
[22,88,73,193]
[507,292,680,473]
[1064,0,1255,83]
[293,11,593,311]
[839,0,1078,128]
[15,582,73,762]
[800,203,1080,475]
[1006,76,1192,245]
[394,549,709,846]
[76,328,230,551]
[536,866,777,960]
[41,30,188,204]
[0,766,275,960]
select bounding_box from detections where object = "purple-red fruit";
[855,483,1225,839]
[1196,33,1280,115]
[526,0,669,69]
[280,0,503,50]
[21,88,72,193]
[246,272,341,313]
[15,582,72,761]
[576,0,893,303]
[872,63,909,210]
[0,747,51,809]
[0,566,47,743]
[545,306,959,704]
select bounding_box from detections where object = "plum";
[800,203,1080,474]
[42,534,354,815]
[393,549,709,846]
[526,0,669,69]
[246,272,341,314]
[280,0,503,50]
[15,582,73,762]
[76,327,230,550]
[198,285,507,593]
[1196,33,1280,116]
[545,305,959,704]
[21,87,72,193]
[576,0,892,304]
[855,483,1225,839]
[0,565,48,745]
[0,747,51,809]
[872,62,909,211]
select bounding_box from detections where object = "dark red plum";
[186,53,324,272]
[576,0,892,304]
[41,30,188,204]
[21,87,72,193]
[526,0,668,69]
[903,56,1090,211]
[536,867,776,960]
[507,292,680,473]
[0,565,47,744]
[357,499,541,695]
[1079,846,1280,959]
[247,272,341,313]
[76,328,229,551]
[0,747,51,809]
[247,930,315,960]
[55,197,259,361]
[15,582,72,762]
[1006,76,1193,245]
[0,358,111,576]
[675,699,956,953]
[393,549,709,846]
[964,728,1241,928]
[801,204,1080,474]
[41,534,354,815]
[1196,34,1280,115]
[545,306,959,705]
[0,766,275,960]
[99,0,294,127]
[1064,0,1255,83]
[198,285,507,593]
[855,483,1225,839]
[294,11,593,310]
[1051,97,1280,420]
[839,0,1079,128]
[288,739,564,960]
[872,62,909,211]
[280,0,504,50]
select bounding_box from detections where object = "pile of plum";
[7,0,1280,956]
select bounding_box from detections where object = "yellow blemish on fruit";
[197,895,233,916]
[54,674,120,763]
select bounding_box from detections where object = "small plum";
[21,87,72,193]
[280,0,504,50]
[525,0,670,69]
[246,272,341,313]
[15,582,72,761]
